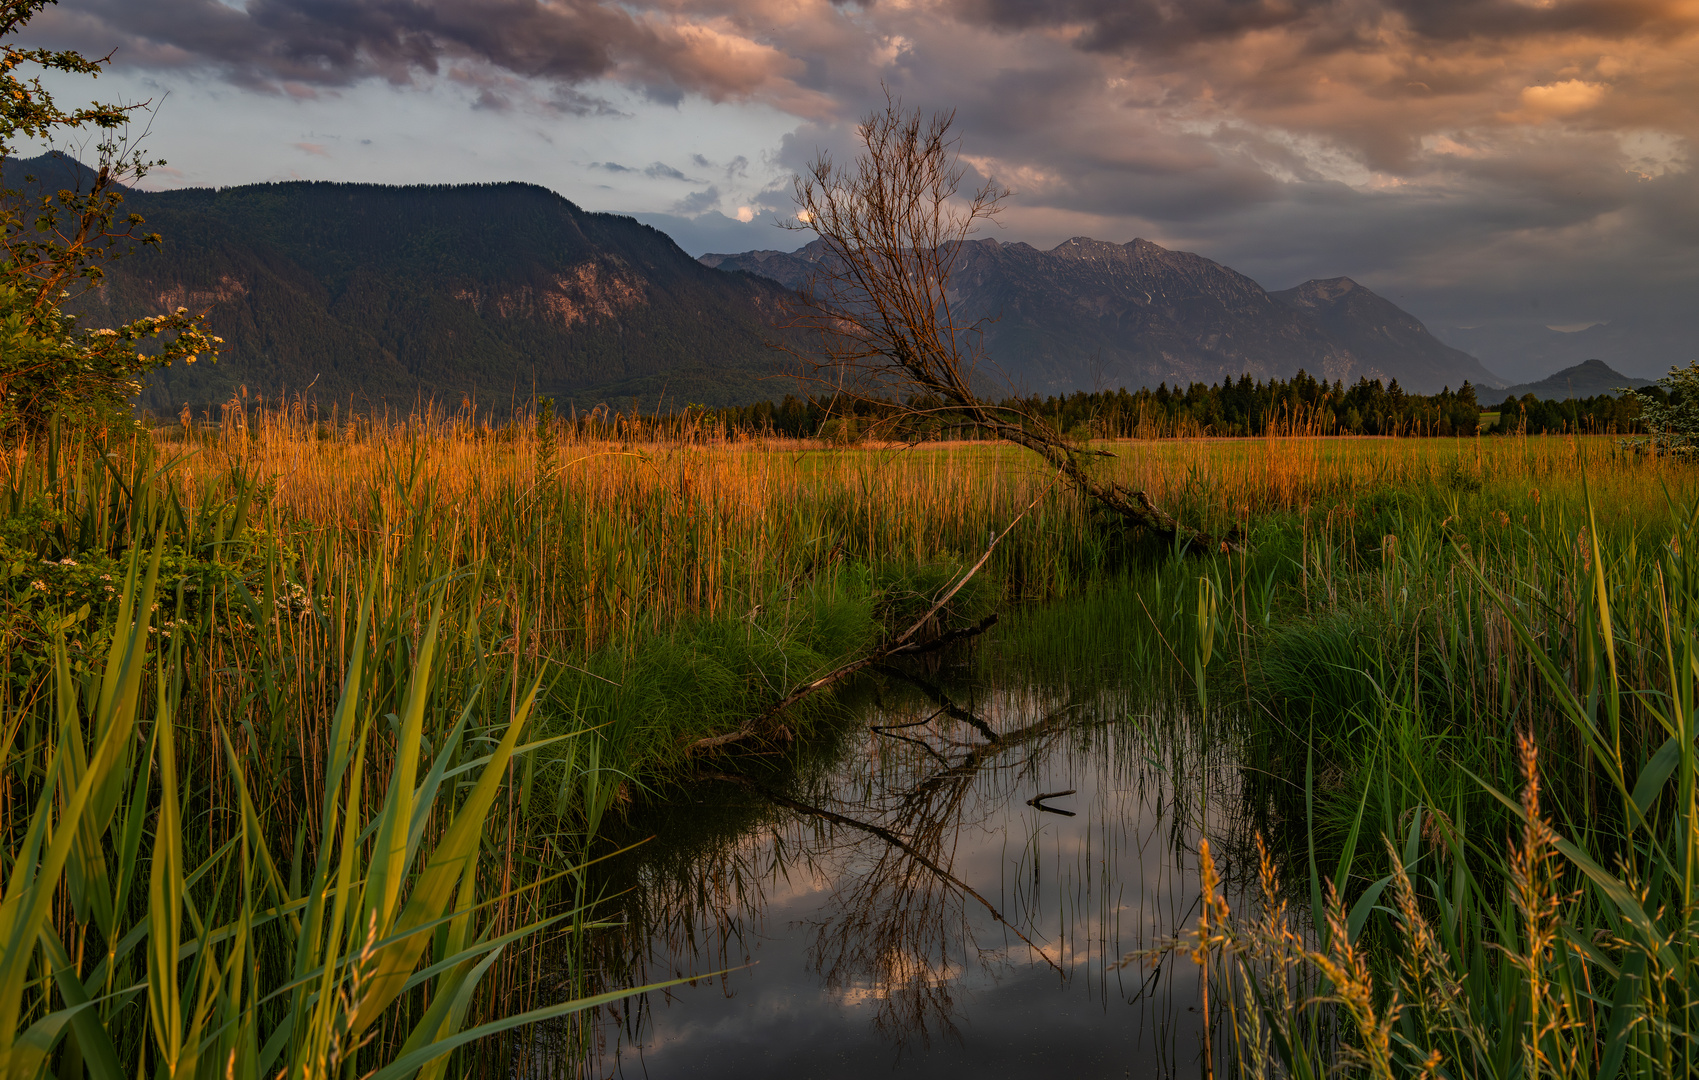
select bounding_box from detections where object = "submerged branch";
[873,665,1001,744]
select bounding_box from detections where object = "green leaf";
[369,971,742,1080]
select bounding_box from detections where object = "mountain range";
[1493,359,1654,401]
[7,155,801,413]
[9,153,1644,409]
[1435,320,1684,384]
[701,238,1504,395]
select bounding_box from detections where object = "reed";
[5,400,1693,1076]
[1174,483,1699,1078]
[0,428,711,1077]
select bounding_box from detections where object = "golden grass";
[108,404,1683,676]
[175,408,1686,516]
[6,404,1690,1077]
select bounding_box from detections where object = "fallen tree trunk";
[684,483,1046,756]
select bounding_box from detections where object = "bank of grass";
[1190,485,1699,1079]
[4,404,1696,1075]
[0,440,658,1077]
[0,417,1018,1075]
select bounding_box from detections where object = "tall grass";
[153,402,1689,640]
[0,429,716,1076]
[6,402,1693,1076]
[1163,482,1699,1077]
[0,542,674,1077]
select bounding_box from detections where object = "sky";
[20,0,1699,357]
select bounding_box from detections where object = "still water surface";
[583,628,1245,1079]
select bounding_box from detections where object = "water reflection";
[577,646,1247,1079]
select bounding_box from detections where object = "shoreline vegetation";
[9,4,1691,1071]
[6,400,1699,1076]
[143,369,1654,446]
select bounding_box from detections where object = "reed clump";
[0,426,708,1077]
[1167,484,1699,1078]
[6,398,1696,1076]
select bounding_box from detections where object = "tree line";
[661,373,1658,442]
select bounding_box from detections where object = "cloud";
[292,141,328,156]
[672,184,722,215]
[42,0,834,114]
[38,0,1699,335]
[736,0,1699,329]
[1517,79,1608,119]
[645,161,700,181]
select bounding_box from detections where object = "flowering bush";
[1621,359,1699,455]
[0,492,315,694]
[0,0,220,434]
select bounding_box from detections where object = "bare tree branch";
[777,90,1241,553]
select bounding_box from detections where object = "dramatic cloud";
[643,161,698,181]
[37,0,834,114]
[36,0,1699,369]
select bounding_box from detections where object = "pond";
[574,603,1250,1079]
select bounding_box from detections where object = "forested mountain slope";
[6,156,801,413]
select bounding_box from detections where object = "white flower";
[57,557,77,566]
[30,580,47,591]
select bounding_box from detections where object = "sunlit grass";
[5,402,1694,1076]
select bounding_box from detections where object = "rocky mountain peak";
[705,235,1503,393]
[1284,277,1364,304]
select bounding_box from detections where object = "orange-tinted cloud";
[37,0,838,117]
[34,0,1699,357]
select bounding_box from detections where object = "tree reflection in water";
[574,656,1248,1079]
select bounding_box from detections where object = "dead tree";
[782,94,1239,552]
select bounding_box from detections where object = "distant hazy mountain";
[1434,320,1688,384]
[703,237,1504,395]
[7,155,801,412]
[1493,359,1654,401]
[1267,278,1498,395]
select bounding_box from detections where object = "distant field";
[159,417,1686,589]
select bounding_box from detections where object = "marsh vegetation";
[5,397,1694,1077]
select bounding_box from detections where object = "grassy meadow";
[4,402,1696,1077]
